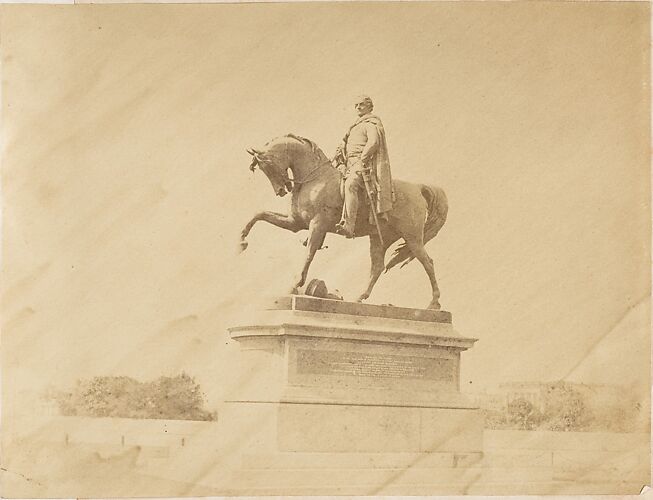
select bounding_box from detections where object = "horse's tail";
[385,185,448,272]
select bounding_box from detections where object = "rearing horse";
[239,134,448,310]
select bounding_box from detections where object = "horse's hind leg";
[357,233,397,303]
[404,237,441,310]
[291,218,327,294]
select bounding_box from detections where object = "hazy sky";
[1,3,649,409]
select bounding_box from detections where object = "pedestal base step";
[241,451,484,470]
[242,450,588,469]
[230,465,554,490]
[216,482,647,497]
[215,449,648,495]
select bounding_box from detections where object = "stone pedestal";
[223,296,482,457]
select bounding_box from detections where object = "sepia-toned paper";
[1,2,650,497]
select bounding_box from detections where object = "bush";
[480,382,646,432]
[52,373,216,421]
[541,382,591,431]
[506,398,543,430]
[482,408,510,430]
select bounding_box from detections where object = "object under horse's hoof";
[238,240,248,253]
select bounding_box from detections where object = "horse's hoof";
[356,294,368,303]
[290,286,300,295]
[238,240,248,253]
[428,300,441,310]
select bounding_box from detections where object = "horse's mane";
[284,133,332,165]
[284,133,316,152]
[260,133,333,169]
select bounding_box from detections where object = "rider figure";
[335,95,394,238]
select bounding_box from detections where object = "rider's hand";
[352,159,364,173]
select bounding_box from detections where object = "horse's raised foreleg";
[239,211,302,252]
[404,237,441,310]
[291,218,327,294]
[357,234,395,303]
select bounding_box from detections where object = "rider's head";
[354,95,373,117]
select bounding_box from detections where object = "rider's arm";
[334,137,346,159]
[360,124,379,165]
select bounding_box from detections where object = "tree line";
[51,373,216,421]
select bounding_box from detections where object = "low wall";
[17,416,646,451]
[4,416,650,495]
[6,415,218,458]
[484,429,650,486]
[485,429,649,451]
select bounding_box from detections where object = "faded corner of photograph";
[1,1,650,497]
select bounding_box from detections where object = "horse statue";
[239,134,448,310]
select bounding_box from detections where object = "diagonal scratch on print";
[561,293,650,381]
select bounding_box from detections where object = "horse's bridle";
[248,149,332,192]
[289,161,331,187]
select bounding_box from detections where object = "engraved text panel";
[296,349,455,382]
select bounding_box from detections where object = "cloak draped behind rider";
[344,114,395,216]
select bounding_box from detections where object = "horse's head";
[246,147,293,197]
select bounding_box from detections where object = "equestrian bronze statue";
[239,133,448,310]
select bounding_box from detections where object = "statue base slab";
[222,296,482,457]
